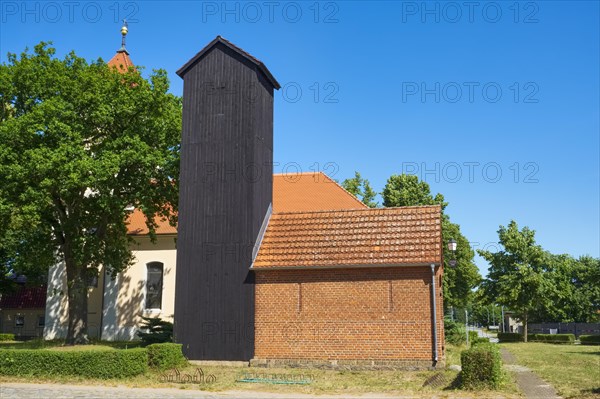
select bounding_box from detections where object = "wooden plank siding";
[174,41,278,360]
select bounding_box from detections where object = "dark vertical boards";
[175,39,278,360]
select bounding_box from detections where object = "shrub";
[472,337,490,346]
[497,332,575,344]
[445,318,466,345]
[0,348,148,378]
[579,335,600,345]
[468,330,479,344]
[497,332,523,342]
[137,316,173,346]
[530,333,574,344]
[146,343,187,371]
[460,343,502,390]
[0,334,15,342]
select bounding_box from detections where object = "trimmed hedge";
[0,334,15,342]
[460,343,502,390]
[0,348,148,378]
[579,335,600,345]
[147,343,186,371]
[532,333,575,344]
[497,332,523,342]
[497,332,575,344]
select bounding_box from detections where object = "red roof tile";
[0,286,47,309]
[253,206,442,269]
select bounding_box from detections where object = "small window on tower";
[15,315,24,328]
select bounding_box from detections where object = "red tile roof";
[126,172,364,235]
[127,208,177,236]
[0,286,47,309]
[253,206,442,269]
[273,172,367,212]
[107,51,134,72]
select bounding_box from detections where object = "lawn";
[501,342,600,399]
[0,341,521,398]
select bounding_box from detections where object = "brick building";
[44,33,445,369]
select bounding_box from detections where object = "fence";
[528,323,600,337]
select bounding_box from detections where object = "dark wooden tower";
[174,36,280,360]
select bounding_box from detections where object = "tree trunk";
[64,252,89,345]
[523,314,528,343]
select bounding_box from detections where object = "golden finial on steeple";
[118,19,129,54]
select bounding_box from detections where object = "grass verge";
[501,342,600,399]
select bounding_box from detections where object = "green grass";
[0,342,521,397]
[501,342,600,399]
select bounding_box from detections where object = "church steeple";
[117,20,129,55]
[108,20,133,72]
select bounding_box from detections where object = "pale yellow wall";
[1,309,45,337]
[116,235,177,335]
[44,235,177,340]
[87,271,105,339]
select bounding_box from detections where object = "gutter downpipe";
[430,264,438,365]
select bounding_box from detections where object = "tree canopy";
[381,174,481,309]
[478,221,554,340]
[341,171,377,208]
[0,43,181,343]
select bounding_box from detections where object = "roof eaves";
[250,262,441,271]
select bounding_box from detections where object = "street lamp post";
[447,238,457,267]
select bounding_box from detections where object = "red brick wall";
[254,266,444,364]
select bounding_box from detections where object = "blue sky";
[2,1,599,275]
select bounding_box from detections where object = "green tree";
[478,221,552,341]
[534,254,600,323]
[381,174,481,309]
[0,43,181,344]
[341,171,378,208]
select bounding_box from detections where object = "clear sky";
[2,1,599,276]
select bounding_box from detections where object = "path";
[0,382,408,399]
[500,347,562,399]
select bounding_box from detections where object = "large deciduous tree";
[478,221,552,341]
[381,174,481,309]
[0,43,181,344]
[533,254,600,323]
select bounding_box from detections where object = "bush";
[579,335,600,345]
[497,332,523,342]
[445,318,466,345]
[468,330,479,344]
[137,316,173,346]
[472,337,490,346]
[460,343,502,390]
[0,334,15,342]
[532,334,575,344]
[146,343,186,371]
[0,348,148,378]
